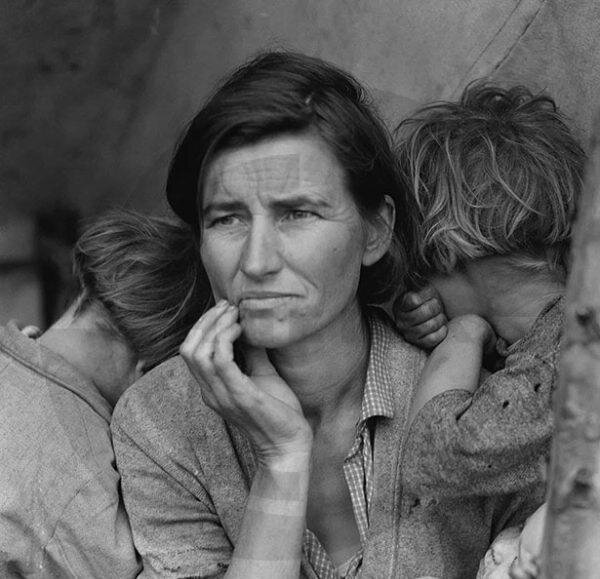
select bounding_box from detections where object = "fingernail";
[216,299,228,308]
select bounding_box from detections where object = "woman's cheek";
[201,238,235,299]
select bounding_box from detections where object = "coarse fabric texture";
[112,309,543,578]
[403,297,563,498]
[0,325,140,578]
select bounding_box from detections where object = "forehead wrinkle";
[241,154,300,199]
[207,149,345,209]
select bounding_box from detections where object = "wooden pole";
[540,120,600,577]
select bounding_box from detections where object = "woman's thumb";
[244,347,276,376]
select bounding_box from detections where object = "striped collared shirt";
[303,312,395,578]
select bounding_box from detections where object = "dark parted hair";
[395,82,586,281]
[166,50,418,303]
[73,210,211,370]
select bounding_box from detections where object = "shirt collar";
[358,308,396,424]
[0,325,113,422]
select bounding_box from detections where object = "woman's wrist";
[231,447,310,579]
[259,438,313,474]
[253,451,311,504]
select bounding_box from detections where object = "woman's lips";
[238,294,297,310]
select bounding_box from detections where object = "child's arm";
[408,314,494,425]
[403,337,557,498]
[397,290,560,498]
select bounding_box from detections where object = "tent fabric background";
[0,0,598,218]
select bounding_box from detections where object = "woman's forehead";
[202,134,346,204]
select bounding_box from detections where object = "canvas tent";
[1,0,599,218]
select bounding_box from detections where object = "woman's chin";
[240,319,297,349]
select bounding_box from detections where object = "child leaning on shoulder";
[393,83,586,577]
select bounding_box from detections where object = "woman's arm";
[179,300,313,578]
[226,459,309,577]
[112,414,235,578]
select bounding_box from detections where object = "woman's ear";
[362,195,395,267]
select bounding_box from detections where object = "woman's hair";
[166,50,419,303]
[395,82,586,281]
[73,210,211,371]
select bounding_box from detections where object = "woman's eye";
[285,209,315,221]
[209,215,240,227]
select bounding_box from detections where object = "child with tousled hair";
[394,83,586,577]
[0,210,210,578]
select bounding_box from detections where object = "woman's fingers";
[244,346,277,377]
[181,299,230,352]
[182,301,308,451]
[213,321,243,365]
[181,302,241,410]
[194,305,238,365]
[181,304,236,367]
[212,328,287,411]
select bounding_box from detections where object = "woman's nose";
[240,220,282,279]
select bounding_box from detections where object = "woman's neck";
[267,301,369,428]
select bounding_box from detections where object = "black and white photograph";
[1,2,600,577]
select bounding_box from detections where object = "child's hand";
[407,313,496,422]
[7,319,42,338]
[509,503,545,579]
[476,526,521,578]
[447,314,497,359]
[394,286,447,349]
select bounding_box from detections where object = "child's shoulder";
[495,296,564,372]
[534,295,564,331]
[520,295,564,353]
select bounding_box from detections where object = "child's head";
[395,82,586,283]
[72,210,211,372]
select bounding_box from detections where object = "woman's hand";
[180,299,313,469]
[394,286,448,350]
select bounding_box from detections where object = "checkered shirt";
[303,312,395,578]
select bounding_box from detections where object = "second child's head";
[395,83,586,286]
[72,210,210,373]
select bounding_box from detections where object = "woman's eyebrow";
[270,194,332,209]
[203,200,246,214]
[204,195,333,215]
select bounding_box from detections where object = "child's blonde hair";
[395,83,586,281]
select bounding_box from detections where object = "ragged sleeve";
[111,383,233,578]
[402,348,557,497]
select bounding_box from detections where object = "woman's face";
[199,132,385,349]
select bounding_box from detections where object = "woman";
[0,211,208,578]
[112,52,539,578]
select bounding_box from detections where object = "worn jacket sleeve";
[402,338,558,498]
[112,393,232,579]
[42,471,141,579]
